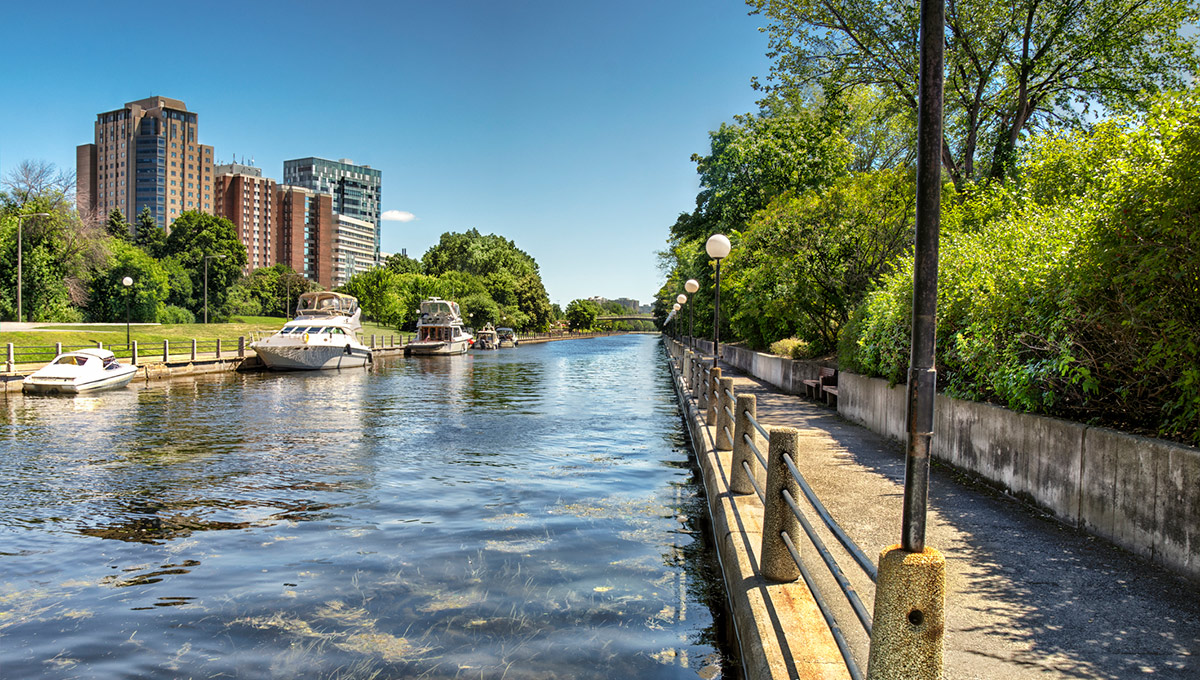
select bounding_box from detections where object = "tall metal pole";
[204,256,209,325]
[902,0,946,553]
[712,259,721,366]
[14,213,49,324]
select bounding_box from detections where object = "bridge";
[595,314,655,322]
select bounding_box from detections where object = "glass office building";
[283,157,382,267]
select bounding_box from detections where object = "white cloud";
[382,210,416,222]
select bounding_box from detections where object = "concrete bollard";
[216,339,222,359]
[716,376,735,451]
[693,363,704,403]
[131,341,138,366]
[6,343,13,372]
[866,545,946,680]
[730,394,759,495]
[761,427,803,582]
[238,336,245,358]
[706,367,723,425]
[191,339,197,361]
[163,339,169,363]
[56,342,62,356]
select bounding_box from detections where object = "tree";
[564,299,599,331]
[160,211,248,321]
[1,160,74,208]
[749,0,1199,185]
[422,229,553,330]
[89,240,169,322]
[134,206,164,257]
[383,252,423,275]
[105,209,132,240]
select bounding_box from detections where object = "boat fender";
[344,344,352,356]
[303,333,309,343]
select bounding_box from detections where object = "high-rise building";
[276,185,334,288]
[214,163,276,273]
[77,96,215,231]
[333,214,377,287]
[282,157,381,265]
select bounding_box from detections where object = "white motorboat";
[473,323,499,350]
[408,297,473,356]
[250,291,372,370]
[23,348,138,394]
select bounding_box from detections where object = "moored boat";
[250,292,372,370]
[23,348,138,394]
[496,327,519,348]
[408,298,473,355]
[473,324,499,350]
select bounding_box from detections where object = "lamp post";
[705,234,731,365]
[122,276,133,347]
[672,302,681,338]
[684,279,699,344]
[15,212,51,324]
[675,294,687,339]
[203,253,226,324]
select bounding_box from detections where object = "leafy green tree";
[160,211,248,321]
[422,229,552,330]
[564,299,599,331]
[89,240,169,322]
[748,0,1199,185]
[159,255,194,311]
[383,252,423,275]
[134,206,165,257]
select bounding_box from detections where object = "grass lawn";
[1,317,408,365]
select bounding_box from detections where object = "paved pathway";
[717,362,1200,679]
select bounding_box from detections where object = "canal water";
[0,334,736,679]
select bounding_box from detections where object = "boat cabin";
[296,292,359,317]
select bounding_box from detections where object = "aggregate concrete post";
[706,367,723,425]
[191,339,197,361]
[716,376,735,451]
[163,340,169,363]
[131,341,138,366]
[682,351,691,389]
[693,363,704,402]
[761,427,802,582]
[216,339,222,359]
[730,394,759,495]
[56,342,62,356]
[866,545,946,680]
[6,343,13,372]
[238,336,245,358]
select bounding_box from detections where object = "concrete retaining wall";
[696,339,1200,583]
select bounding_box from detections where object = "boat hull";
[252,342,372,370]
[23,365,138,394]
[407,340,470,356]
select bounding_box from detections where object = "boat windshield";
[420,299,460,317]
[53,355,91,366]
[296,292,359,316]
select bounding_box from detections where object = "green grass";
[1,317,410,365]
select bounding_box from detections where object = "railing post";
[163,339,169,363]
[238,336,245,358]
[683,350,693,390]
[705,367,722,425]
[693,363,704,402]
[131,341,138,366]
[5,343,13,372]
[867,546,946,679]
[730,394,759,495]
[371,334,376,349]
[761,427,802,582]
[191,339,197,361]
[55,342,62,356]
[216,338,222,359]
[716,376,735,451]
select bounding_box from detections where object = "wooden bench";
[803,367,836,401]
[822,381,839,408]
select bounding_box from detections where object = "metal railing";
[665,336,884,679]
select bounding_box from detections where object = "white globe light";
[684,279,699,294]
[672,303,681,311]
[706,233,731,259]
[122,276,133,287]
[676,294,687,305]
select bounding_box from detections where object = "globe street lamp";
[684,279,699,344]
[675,295,687,339]
[672,302,681,337]
[705,234,731,365]
[15,212,51,324]
[122,276,133,347]
[203,254,226,324]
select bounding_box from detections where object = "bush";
[158,305,195,324]
[769,337,812,359]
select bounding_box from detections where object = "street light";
[672,302,682,338]
[203,253,226,324]
[705,234,731,365]
[685,279,699,344]
[122,276,133,347]
[15,212,51,324]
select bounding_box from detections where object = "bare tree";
[2,159,75,206]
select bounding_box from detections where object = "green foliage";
[105,209,131,241]
[564,299,599,331]
[161,212,249,321]
[230,264,316,319]
[134,206,164,257]
[749,0,1199,185]
[843,89,1200,443]
[723,169,917,352]
[383,252,423,275]
[769,337,811,359]
[88,239,169,323]
[420,229,551,330]
[158,305,196,324]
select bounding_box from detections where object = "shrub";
[158,305,195,325]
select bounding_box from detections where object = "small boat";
[408,297,473,356]
[496,327,519,348]
[251,291,372,370]
[474,324,499,350]
[23,348,138,394]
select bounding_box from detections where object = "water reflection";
[0,335,735,679]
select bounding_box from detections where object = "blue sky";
[0,1,770,307]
